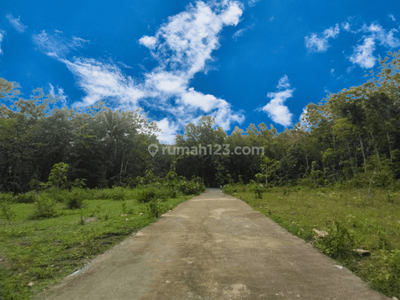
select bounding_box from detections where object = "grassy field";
[224,184,400,299]
[0,187,193,300]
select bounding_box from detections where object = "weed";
[315,221,356,258]
[31,194,57,219]
[147,199,163,218]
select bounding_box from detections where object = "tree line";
[1,51,399,193]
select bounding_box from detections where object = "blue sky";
[0,0,399,143]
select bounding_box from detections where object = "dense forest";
[1,51,399,193]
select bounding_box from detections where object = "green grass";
[0,188,192,300]
[225,185,400,299]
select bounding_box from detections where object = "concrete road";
[38,189,390,300]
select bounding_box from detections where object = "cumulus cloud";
[349,37,376,68]
[305,24,340,52]
[307,19,400,70]
[48,0,245,142]
[139,35,157,49]
[388,14,396,22]
[348,22,400,69]
[32,31,89,57]
[0,30,5,55]
[361,22,400,48]
[155,118,180,144]
[6,14,26,33]
[261,75,294,127]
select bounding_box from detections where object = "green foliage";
[47,162,69,189]
[0,188,191,300]
[146,198,163,218]
[249,181,264,199]
[14,190,38,203]
[0,193,15,222]
[315,221,356,258]
[362,249,400,296]
[64,188,86,209]
[222,184,237,195]
[31,194,57,219]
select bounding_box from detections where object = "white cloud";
[49,84,68,106]
[33,30,89,57]
[50,1,244,142]
[388,14,396,22]
[139,35,157,49]
[155,118,180,144]
[6,14,26,33]
[232,28,246,40]
[261,75,294,127]
[361,22,400,48]
[61,58,145,108]
[348,22,400,69]
[305,24,340,53]
[349,37,376,69]
[341,22,351,31]
[248,0,260,7]
[0,30,5,55]
[277,74,290,89]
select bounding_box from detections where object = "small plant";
[147,199,163,218]
[0,193,16,222]
[137,187,157,203]
[315,221,355,258]
[32,194,57,219]
[121,200,127,214]
[47,162,70,189]
[251,183,264,199]
[65,188,85,209]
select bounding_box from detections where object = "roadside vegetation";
[0,163,205,300]
[223,183,400,298]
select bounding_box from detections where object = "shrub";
[14,191,38,203]
[315,221,355,258]
[0,193,15,222]
[137,187,157,203]
[109,187,126,200]
[222,184,237,195]
[65,188,85,209]
[362,249,400,296]
[146,199,163,218]
[32,194,57,219]
[43,187,69,203]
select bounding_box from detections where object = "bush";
[137,187,157,203]
[175,179,205,195]
[0,193,15,222]
[31,195,57,219]
[315,221,355,258]
[146,199,163,218]
[65,188,86,209]
[222,184,237,195]
[43,187,69,203]
[90,187,126,200]
[109,187,126,200]
[14,191,38,203]
[362,249,400,296]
